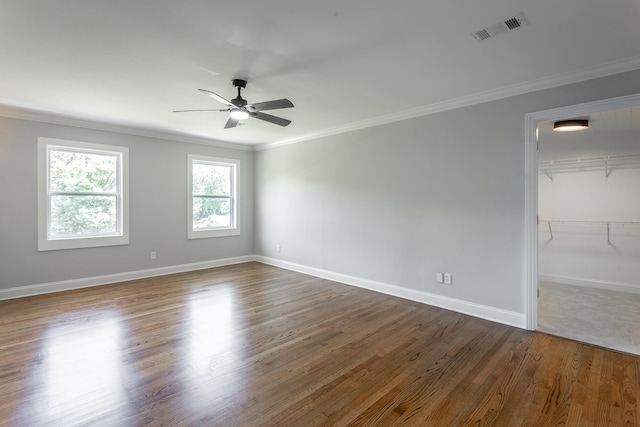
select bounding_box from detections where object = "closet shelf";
[539,219,640,245]
[538,153,640,181]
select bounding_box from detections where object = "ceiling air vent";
[472,12,528,42]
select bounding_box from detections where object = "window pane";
[50,195,117,237]
[193,197,231,229]
[192,163,231,196]
[50,150,117,193]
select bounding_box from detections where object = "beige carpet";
[538,280,640,356]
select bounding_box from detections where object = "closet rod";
[539,220,640,227]
[539,220,640,245]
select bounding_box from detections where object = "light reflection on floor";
[182,284,247,411]
[9,283,251,424]
[32,312,129,425]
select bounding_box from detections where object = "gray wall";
[0,117,254,289]
[254,69,640,314]
[2,69,640,316]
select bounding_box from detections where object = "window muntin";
[38,138,129,250]
[188,155,240,238]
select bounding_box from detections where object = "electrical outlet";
[150,251,156,260]
[277,245,281,252]
[436,272,444,283]
[444,273,452,285]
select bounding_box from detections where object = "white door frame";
[524,92,640,330]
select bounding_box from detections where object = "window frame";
[187,154,240,239]
[37,137,129,251]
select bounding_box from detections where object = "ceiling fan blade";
[250,98,294,111]
[250,111,291,127]
[173,108,229,113]
[224,117,240,129]
[198,88,233,106]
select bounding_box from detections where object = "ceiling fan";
[174,79,294,129]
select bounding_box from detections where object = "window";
[38,137,129,251]
[188,155,240,239]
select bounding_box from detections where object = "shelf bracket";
[607,222,611,245]
[605,159,611,180]
[548,221,553,241]
[545,167,553,182]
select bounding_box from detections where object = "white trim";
[255,256,526,329]
[0,255,254,301]
[256,55,640,151]
[524,92,640,331]
[539,274,640,295]
[37,137,130,251]
[524,112,539,330]
[0,104,253,151]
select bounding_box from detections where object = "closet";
[537,107,640,355]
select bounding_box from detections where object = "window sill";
[187,228,241,239]
[38,235,130,251]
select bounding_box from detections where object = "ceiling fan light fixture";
[229,109,249,120]
[553,119,589,132]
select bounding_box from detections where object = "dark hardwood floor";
[1,262,638,426]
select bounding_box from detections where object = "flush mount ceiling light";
[229,108,249,120]
[553,119,589,132]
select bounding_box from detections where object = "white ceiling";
[1,0,640,147]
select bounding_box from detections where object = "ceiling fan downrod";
[231,79,248,108]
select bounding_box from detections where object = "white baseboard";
[2,254,527,330]
[539,274,640,295]
[0,255,255,301]
[255,256,526,329]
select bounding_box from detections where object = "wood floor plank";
[1,262,639,426]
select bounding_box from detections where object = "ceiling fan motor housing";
[231,97,247,107]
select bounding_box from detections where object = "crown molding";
[257,55,640,151]
[3,55,640,153]
[0,105,254,151]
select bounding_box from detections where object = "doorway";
[524,93,640,353]
[536,108,640,354]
